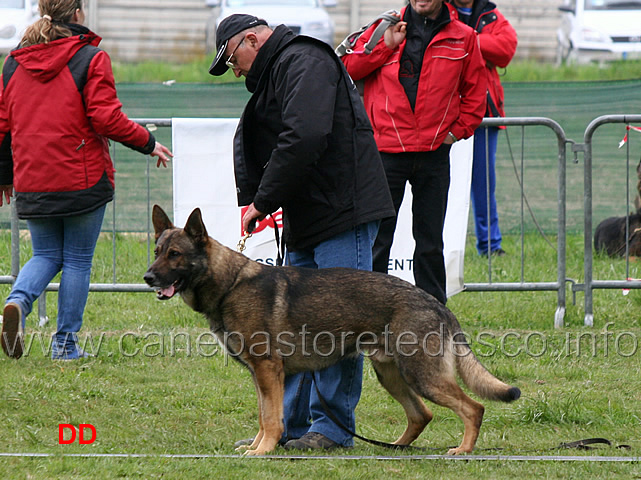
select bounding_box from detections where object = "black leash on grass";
[311,373,631,453]
[311,371,421,451]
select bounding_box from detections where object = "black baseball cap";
[208,14,269,76]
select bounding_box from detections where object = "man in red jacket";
[342,0,486,304]
[450,0,517,257]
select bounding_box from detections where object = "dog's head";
[143,205,209,300]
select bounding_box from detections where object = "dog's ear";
[152,205,174,240]
[184,208,209,245]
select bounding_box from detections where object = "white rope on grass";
[0,453,639,462]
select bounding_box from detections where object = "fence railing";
[576,115,641,327]
[2,116,640,328]
[465,117,568,328]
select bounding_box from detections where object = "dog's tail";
[453,337,521,403]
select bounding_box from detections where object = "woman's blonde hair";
[20,0,83,48]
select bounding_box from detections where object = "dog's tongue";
[160,285,175,298]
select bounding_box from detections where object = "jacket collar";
[452,0,494,29]
[245,25,295,93]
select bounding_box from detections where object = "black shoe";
[283,432,343,451]
[480,248,506,257]
[234,436,287,449]
[234,437,255,448]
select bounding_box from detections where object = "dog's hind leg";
[244,359,285,456]
[370,358,433,446]
[408,371,484,455]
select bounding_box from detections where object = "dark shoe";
[1,303,24,359]
[480,248,506,257]
[234,437,255,448]
[234,436,287,449]
[283,432,342,451]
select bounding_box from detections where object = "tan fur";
[144,206,520,455]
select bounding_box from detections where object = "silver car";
[205,0,336,53]
[0,0,38,56]
[557,0,641,64]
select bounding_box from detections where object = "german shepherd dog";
[144,205,520,456]
[594,159,641,257]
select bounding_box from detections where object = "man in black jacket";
[209,14,395,451]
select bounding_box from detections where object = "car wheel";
[555,40,571,66]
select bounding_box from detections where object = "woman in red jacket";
[0,0,172,360]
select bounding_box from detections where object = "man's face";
[409,0,444,20]
[224,32,258,78]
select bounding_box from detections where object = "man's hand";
[151,142,173,168]
[242,202,266,235]
[384,16,407,50]
[0,184,13,206]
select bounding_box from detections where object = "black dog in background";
[594,160,641,257]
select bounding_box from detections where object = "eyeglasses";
[225,37,245,69]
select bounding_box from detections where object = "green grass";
[111,57,641,84]
[1,231,641,478]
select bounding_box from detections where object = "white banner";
[171,118,472,297]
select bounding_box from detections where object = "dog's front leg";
[244,359,285,456]
[236,371,265,452]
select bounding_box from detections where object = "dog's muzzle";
[143,271,178,300]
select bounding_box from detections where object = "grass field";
[1,231,641,479]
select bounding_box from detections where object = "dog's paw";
[243,448,268,456]
[447,447,472,455]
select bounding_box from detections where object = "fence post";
[582,114,641,326]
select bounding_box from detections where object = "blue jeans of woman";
[6,205,106,357]
[282,220,379,447]
[471,126,502,255]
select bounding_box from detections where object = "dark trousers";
[372,145,451,305]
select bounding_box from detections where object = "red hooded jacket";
[0,26,155,218]
[451,0,517,118]
[341,3,487,153]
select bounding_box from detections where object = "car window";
[585,0,641,9]
[227,0,318,7]
[0,0,25,8]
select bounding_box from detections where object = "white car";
[0,0,38,56]
[205,0,336,53]
[557,0,641,64]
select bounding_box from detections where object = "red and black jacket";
[451,0,517,118]
[0,24,155,218]
[341,3,487,153]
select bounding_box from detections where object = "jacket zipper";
[76,139,88,186]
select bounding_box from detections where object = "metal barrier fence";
[576,115,641,327]
[466,117,568,328]
[2,116,639,328]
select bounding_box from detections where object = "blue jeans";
[471,126,502,255]
[283,221,379,446]
[6,205,106,356]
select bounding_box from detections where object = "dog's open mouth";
[155,281,181,300]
